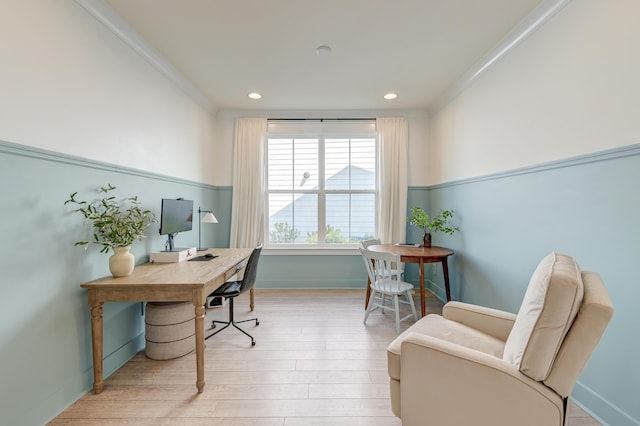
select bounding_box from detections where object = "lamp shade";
[201,212,218,224]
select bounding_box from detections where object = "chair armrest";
[443,301,516,341]
[399,332,563,426]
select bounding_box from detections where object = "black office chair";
[205,244,262,345]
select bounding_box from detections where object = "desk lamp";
[197,207,218,251]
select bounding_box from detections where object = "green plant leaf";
[64,184,157,253]
[407,206,459,235]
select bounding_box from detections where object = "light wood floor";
[50,289,601,425]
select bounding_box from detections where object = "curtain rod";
[267,118,375,122]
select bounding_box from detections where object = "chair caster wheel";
[211,324,216,329]
[251,341,256,346]
[256,320,260,326]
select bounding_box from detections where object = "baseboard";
[39,333,145,425]
[257,278,367,289]
[103,333,146,377]
[572,381,639,426]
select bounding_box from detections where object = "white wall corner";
[428,0,573,115]
[74,0,215,114]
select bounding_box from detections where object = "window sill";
[263,247,361,256]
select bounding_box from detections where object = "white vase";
[109,246,135,277]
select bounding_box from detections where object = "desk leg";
[88,293,104,394]
[249,288,255,311]
[194,303,206,393]
[442,258,452,302]
[419,258,426,317]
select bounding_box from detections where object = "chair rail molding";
[0,139,216,190]
[427,143,640,190]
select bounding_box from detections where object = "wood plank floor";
[50,289,601,425]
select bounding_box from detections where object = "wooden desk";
[367,244,454,317]
[80,247,252,394]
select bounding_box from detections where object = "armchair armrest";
[399,332,563,426]
[443,301,516,341]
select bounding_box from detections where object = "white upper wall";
[428,0,640,185]
[10,0,628,189]
[0,0,217,184]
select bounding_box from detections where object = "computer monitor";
[159,198,193,251]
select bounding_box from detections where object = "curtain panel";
[376,117,408,244]
[229,118,267,248]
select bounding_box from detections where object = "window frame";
[264,128,378,251]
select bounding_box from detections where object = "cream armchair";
[387,253,614,426]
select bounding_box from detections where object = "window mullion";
[348,138,352,242]
[318,136,326,245]
[292,138,301,236]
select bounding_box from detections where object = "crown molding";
[74,0,215,114]
[429,0,573,114]
[75,0,572,118]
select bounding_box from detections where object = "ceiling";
[98,0,547,112]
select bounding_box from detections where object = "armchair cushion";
[398,332,564,425]
[443,301,517,341]
[503,252,583,381]
[388,314,505,381]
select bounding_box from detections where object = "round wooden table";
[367,244,454,317]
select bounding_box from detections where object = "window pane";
[268,138,293,190]
[326,194,350,243]
[326,193,375,243]
[295,193,318,243]
[325,138,350,190]
[351,138,376,190]
[268,193,318,244]
[268,138,319,191]
[268,193,294,243]
[351,193,376,241]
[294,138,319,190]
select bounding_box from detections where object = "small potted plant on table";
[407,206,459,247]
[65,184,157,277]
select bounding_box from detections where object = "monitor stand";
[163,234,189,252]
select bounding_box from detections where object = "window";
[266,120,377,248]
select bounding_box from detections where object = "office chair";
[205,244,263,346]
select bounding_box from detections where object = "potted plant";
[64,184,157,277]
[407,206,459,247]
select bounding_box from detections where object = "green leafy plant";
[408,206,459,235]
[64,184,157,253]
[269,222,300,243]
[306,224,347,243]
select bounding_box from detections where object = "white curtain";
[229,118,267,248]
[376,117,408,244]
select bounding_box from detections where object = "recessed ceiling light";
[248,92,262,100]
[384,92,398,100]
[315,45,332,55]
